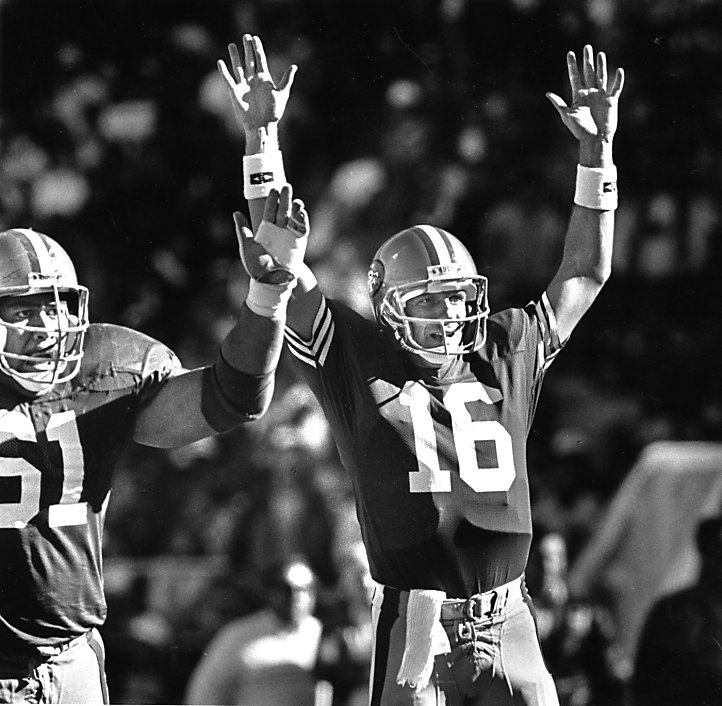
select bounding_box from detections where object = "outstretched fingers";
[582,44,596,89]
[233,211,254,257]
[248,35,270,77]
[242,34,258,79]
[217,58,239,92]
[262,188,282,224]
[217,42,249,92]
[228,42,243,83]
[545,91,571,126]
[289,199,309,237]
[261,186,294,227]
[276,184,293,225]
[276,64,298,94]
[566,45,624,99]
[609,67,625,98]
[566,50,582,96]
[596,51,608,92]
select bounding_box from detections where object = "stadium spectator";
[183,555,322,706]
[315,540,374,706]
[631,514,722,706]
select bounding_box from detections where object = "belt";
[440,575,524,621]
[35,631,91,658]
[378,575,525,621]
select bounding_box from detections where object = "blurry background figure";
[569,441,722,679]
[631,514,722,706]
[103,573,174,704]
[183,555,322,706]
[315,540,374,706]
[528,532,621,706]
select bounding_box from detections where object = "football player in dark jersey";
[221,35,624,706]
[0,146,308,701]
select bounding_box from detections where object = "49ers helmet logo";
[368,259,385,298]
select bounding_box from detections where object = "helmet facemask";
[0,277,89,395]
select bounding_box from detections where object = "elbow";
[591,261,612,287]
[572,252,611,288]
[201,364,275,432]
[246,385,274,420]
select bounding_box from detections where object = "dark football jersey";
[0,323,181,651]
[285,295,562,597]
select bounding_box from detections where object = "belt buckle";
[467,590,498,618]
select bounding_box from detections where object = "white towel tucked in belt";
[396,589,450,690]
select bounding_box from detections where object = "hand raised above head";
[234,185,310,285]
[546,44,625,145]
[218,34,297,132]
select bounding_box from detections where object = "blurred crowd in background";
[1,0,721,703]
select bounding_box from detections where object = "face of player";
[404,289,467,351]
[0,294,70,373]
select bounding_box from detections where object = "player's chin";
[425,333,462,351]
[421,334,443,350]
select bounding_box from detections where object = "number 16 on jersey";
[399,381,516,494]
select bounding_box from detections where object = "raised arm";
[545,45,625,343]
[133,196,308,448]
[218,34,321,340]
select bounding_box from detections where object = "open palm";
[218,35,296,131]
[546,45,625,144]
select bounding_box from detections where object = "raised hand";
[546,45,624,145]
[234,185,309,285]
[218,34,297,132]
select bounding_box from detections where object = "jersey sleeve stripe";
[535,293,563,371]
[285,335,316,367]
[284,296,335,368]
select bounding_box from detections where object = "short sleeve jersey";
[285,295,562,597]
[0,323,181,651]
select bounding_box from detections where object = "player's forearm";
[222,302,285,374]
[546,153,616,342]
[578,136,614,169]
[559,205,614,286]
[195,306,285,432]
[244,124,283,232]
[566,136,616,283]
[244,123,280,154]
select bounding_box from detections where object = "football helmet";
[368,224,489,365]
[0,228,89,394]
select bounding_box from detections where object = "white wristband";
[245,278,294,319]
[243,151,286,201]
[574,164,618,211]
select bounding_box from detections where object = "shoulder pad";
[80,323,183,380]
